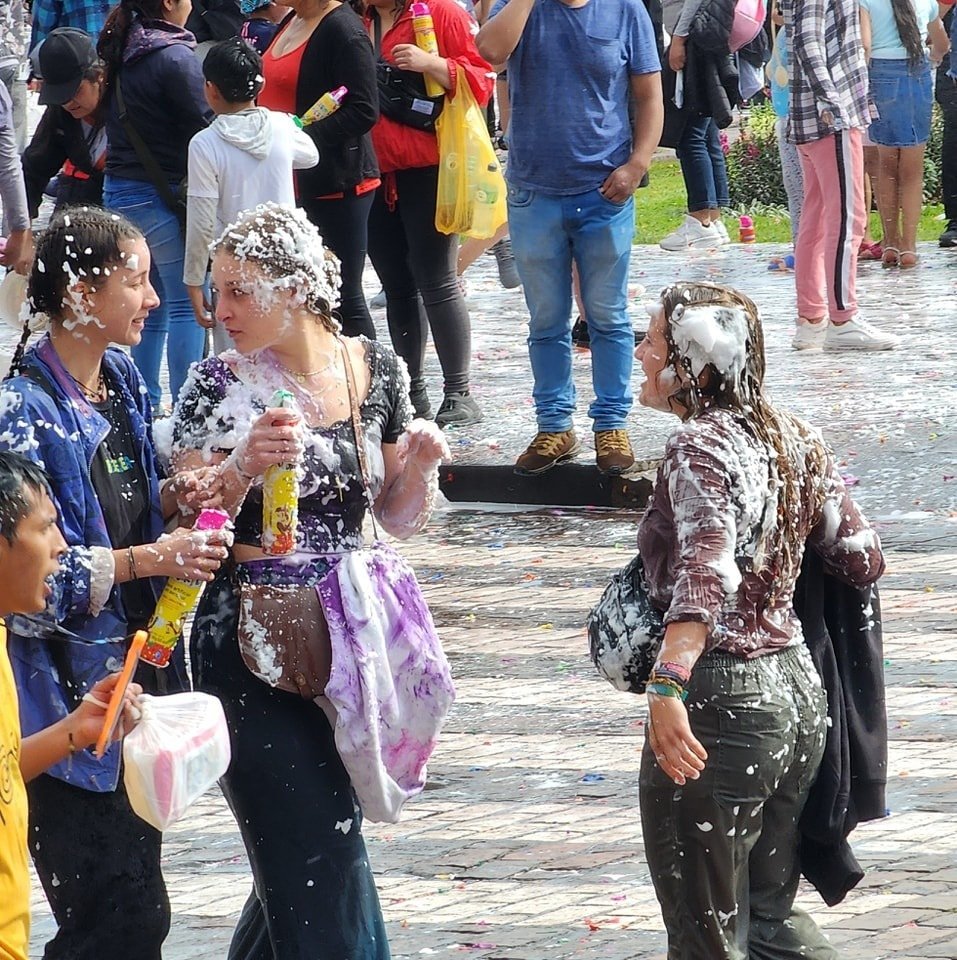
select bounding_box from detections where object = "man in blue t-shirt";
[478,0,662,476]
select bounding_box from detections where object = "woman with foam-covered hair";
[169,202,452,958]
[633,281,885,957]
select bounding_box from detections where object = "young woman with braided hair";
[0,205,227,958]
[633,282,885,958]
[860,0,949,267]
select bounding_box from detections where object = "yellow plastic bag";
[434,81,507,239]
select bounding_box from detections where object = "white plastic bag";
[123,692,231,831]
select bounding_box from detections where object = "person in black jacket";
[98,0,213,414]
[259,0,379,339]
[22,28,107,218]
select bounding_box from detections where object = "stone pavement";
[25,240,957,958]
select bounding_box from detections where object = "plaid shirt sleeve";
[784,0,870,143]
[790,0,839,110]
[31,0,112,48]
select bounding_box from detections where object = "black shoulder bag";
[114,74,188,231]
[372,9,445,132]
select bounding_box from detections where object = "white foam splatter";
[671,303,748,379]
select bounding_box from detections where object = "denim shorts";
[868,57,933,146]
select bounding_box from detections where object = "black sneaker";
[572,316,590,347]
[940,220,957,247]
[490,238,521,289]
[572,317,645,348]
[435,392,483,428]
[409,379,433,420]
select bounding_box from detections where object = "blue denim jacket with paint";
[0,335,187,791]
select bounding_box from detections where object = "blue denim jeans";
[103,175,206,410]
[676,117,731,212]
[507,185,635,432]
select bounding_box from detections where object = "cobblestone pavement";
[25,241,957,958]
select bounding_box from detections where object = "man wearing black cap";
[21,28,107,218]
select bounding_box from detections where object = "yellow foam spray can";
[411,3,443,98]
[140,508,230,667]
[262,389,300,556]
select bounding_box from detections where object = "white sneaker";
[792,318,827,351]
[824,314,900,351]
[370,287,386,309]
[659,215,719,251]
[712,219,731,245]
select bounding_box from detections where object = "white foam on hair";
[215,203,342,326]
[671,303,748,379]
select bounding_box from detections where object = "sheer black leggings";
[367,165,472,395]
[301,192,377,340]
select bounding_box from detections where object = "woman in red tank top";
[260,0,381,338]
[357,0,493,427]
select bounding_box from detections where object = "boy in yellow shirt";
[0,451,139,960]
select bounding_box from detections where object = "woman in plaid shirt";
[784,0,900,352]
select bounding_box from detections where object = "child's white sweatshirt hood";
[211,107,274,161]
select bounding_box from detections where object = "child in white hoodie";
[184,37,318,352]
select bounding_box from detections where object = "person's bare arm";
[860,7,873,60]
[929,15,950,63]
[600,71,664,202]
[477,0,535,64]
[20,675,142,782]
[645,621,709,786]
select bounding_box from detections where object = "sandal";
[898,250,919,269]
[859,241,883,261]
[881,246,900,269]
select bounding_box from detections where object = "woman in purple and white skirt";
[169,202,454,960]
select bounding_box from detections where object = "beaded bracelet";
[648,670,686,692]
[654,660,691,685]
[646,681,688,701]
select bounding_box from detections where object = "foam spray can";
[262,389,300,556]
[411,2,443,98]
[296,85,348,127]
[140,508,231,667]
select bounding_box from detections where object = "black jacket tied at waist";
[793,548,888,906]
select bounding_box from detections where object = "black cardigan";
[269,5,380,199]
[793,548,888,907]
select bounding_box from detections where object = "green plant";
[726,102,788,208]
[726,101,944,207]
[924,103,943,204]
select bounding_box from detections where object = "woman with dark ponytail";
[97,0,213,413]
[0,206,228,959]
[860,0,949,267]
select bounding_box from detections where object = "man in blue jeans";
[479,0,662,475]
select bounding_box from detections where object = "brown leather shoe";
[514,430,581,476]
[595,429,635,475]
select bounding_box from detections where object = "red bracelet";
[655,660,692,684]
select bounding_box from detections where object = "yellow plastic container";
[262,390,300,556]
[140,509,230,667]
[411,2,443,98]
[298,85,348,126]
